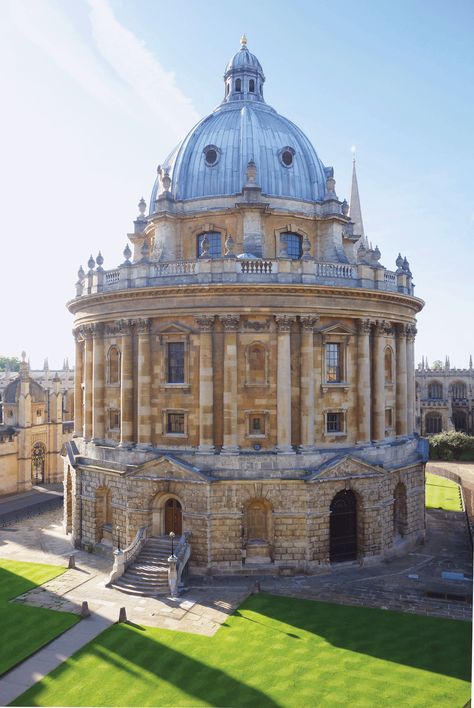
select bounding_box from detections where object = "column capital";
[406,324,417,341]
[105,320,128,336]
[275,314,296,332]
[396,322,409,338]
[373,319,387,336]
[219,314,240,331]
[78,324,94,340]
[91,322,105,338]
[357,318,372,335]
[195,314,215,331]
[300,314,320,331]
[135,318,151,334]
[116,319,133,336]
[72,328,83,343]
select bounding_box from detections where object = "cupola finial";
[240,34,247,47]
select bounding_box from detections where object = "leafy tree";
[0,356,20,372]
[429,431,474,460]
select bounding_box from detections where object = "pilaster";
[357,318,372,443]
[299,315,319,450]
[73,331,84,437]
[136,318,152,447]
[396,323,408,436]
[196,314,215,452]
[372,319,386,442]
[118,319,134,446]
[406,324,417,435]
[275,314,296,453]
[219,314,240,453]
[92,323,105,442]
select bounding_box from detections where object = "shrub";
[429,431,474,460]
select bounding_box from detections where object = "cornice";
[68,283,424,317]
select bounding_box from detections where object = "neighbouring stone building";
[63,39,427,573]
[0,354,73,495]
[416,356,474,435]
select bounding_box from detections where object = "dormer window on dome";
[279,146,295,168]
[203,145,220,167]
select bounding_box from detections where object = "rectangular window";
[327,412,343,433]
[167,413,185,434]
[167,342,185,383]
[109,409,120,430]
[250,415,265,435]
[326,343,341,382]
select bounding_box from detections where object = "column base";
[276,445,295,454]
[196,445,215,454]
[136,442,153,451]
[298,444,316,453]
[220,446,240,455]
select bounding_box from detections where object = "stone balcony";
[75,257,414,299]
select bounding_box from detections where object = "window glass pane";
[326,343,341,382]
[167,342,185,383]
[327,413,342,433]
[197,232,222,259]
[168,413,185,434]
[281,232,302,259]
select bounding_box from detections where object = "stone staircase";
[110,536,173,597]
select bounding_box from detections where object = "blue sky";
[0,0,472,369]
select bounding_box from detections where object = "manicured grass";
[425,472,463,511]
[0,559,79,676]
[12,594,471,707]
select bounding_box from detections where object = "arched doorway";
[31,442,46,484]
[165,498,182,535]
[330,490,357,562]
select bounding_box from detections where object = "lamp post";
[169,531,175,556]
[116,525,121,552]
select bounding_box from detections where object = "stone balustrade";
[76,258,413,298]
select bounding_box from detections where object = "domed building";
[64,39,427,575]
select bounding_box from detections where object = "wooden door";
[330,490,357,562]
[165,499,182,535]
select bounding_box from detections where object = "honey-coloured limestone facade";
[63,40,427,573]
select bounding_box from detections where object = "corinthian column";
[406,324,417,435]
[219,314,240,452]
[275,314,296,453]
[81,325,93,441]
[196,315,215,452]
[372,320,386,442]
[299,315,318,450]
[119,320,134,446]
[136,319,151,447]
[73,330,84,437]
[92,323,105,442]
[357,319,372,443]
[396,323,408,436]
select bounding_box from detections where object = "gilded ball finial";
[240,34,247,47]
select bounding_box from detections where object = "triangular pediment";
[308,455,383,482]
[319,322,356,337]
[157,322,195,335]
[126,454,210,482]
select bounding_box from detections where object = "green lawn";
[0,559,79,676]
[11,594,471,707]
[425,472,463,511]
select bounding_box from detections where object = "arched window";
[384,347,393,383]
[453,410,467,432]
[226,82,230,96]
[425,412,442,434]
[107,346,120,385]
[249,79,255,93]
[246,343,266,385]
[428,382,443,400]
[393,482,407,538]
[280,232,302,260]
[197,231,222,259]
[235,78,241,92]
[452,382,466,399]
[31,442,46,483]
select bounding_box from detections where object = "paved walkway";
[0,615,111,706]
[0,485,63,527]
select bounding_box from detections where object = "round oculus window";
[281,149,294,166]
[204,147,218,166]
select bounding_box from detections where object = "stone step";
[113,577,169,592]
[126,570,168,581]
[111,582,169,597]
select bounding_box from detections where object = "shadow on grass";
[238,594,471,682]
[13,623,280,708]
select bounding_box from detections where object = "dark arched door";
[165,499,182,535]
[330,490,357,562]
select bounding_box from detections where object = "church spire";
[350,155,367,247]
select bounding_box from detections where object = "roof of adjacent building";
[150,40,329,206]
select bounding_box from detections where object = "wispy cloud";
[7,0,127,110]
[87,0,200,139]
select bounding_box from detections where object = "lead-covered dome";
[151,40,329,206]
